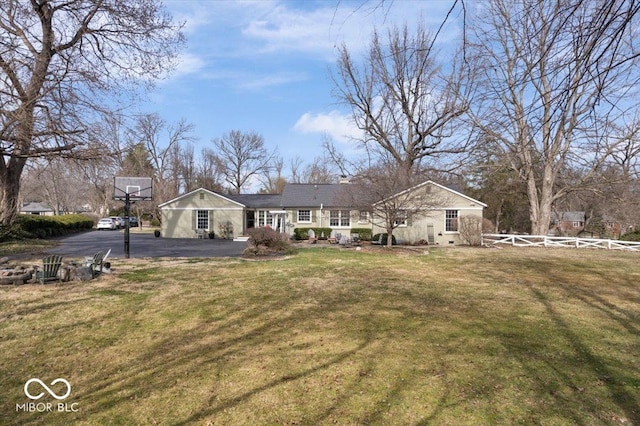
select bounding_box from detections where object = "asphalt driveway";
[50,230,247,259]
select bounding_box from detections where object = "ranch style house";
[158,180,486,245]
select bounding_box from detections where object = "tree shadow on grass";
[76,289,379,424]
[519,282,639,424]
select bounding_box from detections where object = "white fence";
[482,234,640,252]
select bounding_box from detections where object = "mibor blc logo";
[16,378,79,413]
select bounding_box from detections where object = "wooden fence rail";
[481,234,640,252]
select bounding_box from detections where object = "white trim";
[296,209,312,223]
[158,187,246,208]
[373,180,487,208]
[444,209,459,233]
[160,207,243,211]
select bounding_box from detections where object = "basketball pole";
[124,192,131,259]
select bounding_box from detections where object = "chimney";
[339,175,350,184]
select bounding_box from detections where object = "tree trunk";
[0,158,27,226]
[527,167,555,236]
[386,222,394,248]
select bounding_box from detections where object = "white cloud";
[293,110,362,142]
[236,71,308,90]
[173,53,206,77]
[240,1,462,59]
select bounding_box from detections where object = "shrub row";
[293,227,332,240]
[293,227,373,241]
[16,214,94,239]
[371,233,397,245]
[349,228,372,241]
[620,230,640,242]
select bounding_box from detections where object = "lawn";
[0,246,639,425]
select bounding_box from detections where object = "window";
[445,210,458,232]
[329,210,350,227]
[196,210,209,230]
[298,209,311,223]
[394,210,408,227]
[257,210,273,227]
[358,211,369,223]
[572,221,582,227]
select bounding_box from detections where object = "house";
[371,180,487,245]
[549,211,586,236]
[20,202,54,216]
[158,180,486,245]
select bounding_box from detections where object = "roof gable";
[158,188,246,208]
[374,180,487,208]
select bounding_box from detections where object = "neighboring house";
[603,215,624,239]
[159,180,486,245]
[549,211,585,236]
[20,202,54,216]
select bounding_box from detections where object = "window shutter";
[311,210,316,223]
[208,210,213,231]
[192,210,197,230]
[293,211,298,223]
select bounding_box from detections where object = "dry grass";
[0,246,639,425]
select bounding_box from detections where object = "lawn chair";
[350,233,361,246]
[34,255,63,284]
[308,229,317,244]
[328,230,337,244]
[86,250,108,278]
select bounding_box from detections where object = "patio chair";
[34,255,63,284]
[308,229,317,244]
[328,230,337,244]
[86,250,110,278]
[350,233,361,246]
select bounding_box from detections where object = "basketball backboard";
[113,176,153,201]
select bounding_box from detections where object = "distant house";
[20,202,54,216]
[159,180,486,245]
[550,211,585,236]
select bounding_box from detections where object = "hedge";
[371,233,397,245]
[293,227,373,241]
[620,230,640,242]
[349,228,373,241]
[293,227,332,240]
[16,214,94,239]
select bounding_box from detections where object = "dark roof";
[225,193,282,209]
[551,211,585,222]
[20,202,53,213]
[280,184,350,208]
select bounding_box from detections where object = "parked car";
[109,216,125,229]
[128,217,139,227]
[97,218,117,230]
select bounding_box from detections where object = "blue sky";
[141,0,463,172]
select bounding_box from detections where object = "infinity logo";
[24,378,71,400]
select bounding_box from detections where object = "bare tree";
[127,114,194,205]
[196,148,225,192]
[468,0,640,235]
[212,130,276,194]
[22,159,88,215]
[259,156,286,194]
[341,164,446,247]
[333,22,471,183]
[0,0,184,225]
